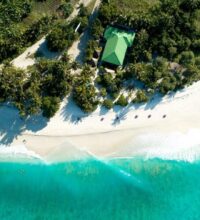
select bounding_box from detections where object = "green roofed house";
[101,26,135,66]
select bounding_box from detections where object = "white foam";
[0,144,44,162]
[130,129,200,162]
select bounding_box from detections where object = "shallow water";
[0,157,200,220]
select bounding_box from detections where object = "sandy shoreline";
[1,81,200,163]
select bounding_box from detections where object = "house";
[101,26,135,66]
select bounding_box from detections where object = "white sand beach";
[1,80,200,163]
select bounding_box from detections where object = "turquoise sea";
[0,157,200,220]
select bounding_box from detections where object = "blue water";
[0,157,200,220]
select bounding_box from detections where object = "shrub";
[133,90,149,103]
[58,3,73,18]
[115,94,128,107]
[42,96,61,118]
[100,88,107,97]
[103,99,113,109]
[179,51,195,66]
[46,23,75,52]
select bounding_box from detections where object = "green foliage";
[98,73,113,87]
[0,0,32,25]
[58,2,73,18]
[159,76,177,94]
[126,56,185,94]
[0,65,42,116]
[100,88,107,97]
[24,71,42,115]
[85,40,98,62]
[97,72,122,95]
[178,51,195,66]
[78,4,89,17]
[115,94,128,107]
[91,19,104,40]
[24,16,52,43]
[182,65,200,84]
[47,22,76,52]
[168,47,177,59]
[180,0,200,11]
[127,63,153,87]
[73,66,99,113]
[195,57,200,68]
[98,2,119,26]
[46,4,89,52]
[40,60,72,98]
[133,90,149,103]
[192,39,200,52]
[0,0,64,62]
[0,65,26,102]
[103,99,113,109]
[81,65,96,78]
[42,96,61,118]
[111,91,120,100]
[0,59,72,118]
[1,0,200,118]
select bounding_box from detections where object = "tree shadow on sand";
[0,87,184,146]
[144,93,163,110]
[99,105,110,116]
[111,104,134,126]
[73,6,100,64]
[0,105,48,145]
[144,88,188,111]
[60,96,88,124]
[35,40,61,60]
[74,31,90,64]
[99,92,167,126]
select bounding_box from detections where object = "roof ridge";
[102,27,135,65]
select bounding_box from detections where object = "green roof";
[101,26,135,66]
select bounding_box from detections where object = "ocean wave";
[130,129,200,162]
[0,144,45,163]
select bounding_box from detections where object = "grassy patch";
[18,0,62,29]
[110,0,158,15]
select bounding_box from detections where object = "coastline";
[1,81,200,163]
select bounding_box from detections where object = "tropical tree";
[42,96,61,118]
[103,99,113,109]
[115,94,128,107]
[133,90,149,103]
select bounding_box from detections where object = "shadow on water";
[0,105,48,145]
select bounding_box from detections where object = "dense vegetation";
[0,59,73,118]
[0,0,73,62]
[1,0,200,118]
[46,4,89,52]
[84,0,200,109]
[73,66,99,113]
[0,0,92,118]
